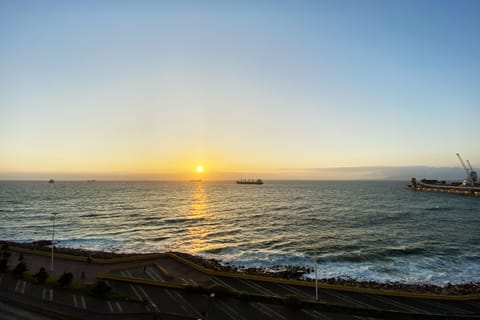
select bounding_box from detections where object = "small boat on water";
[405,153,480,197]
[237,178,264,185]
[48,179,54,184]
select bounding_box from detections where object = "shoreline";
[2,240,479,296]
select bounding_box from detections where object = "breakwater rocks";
[174,252,480,296]
[0,240,136,259]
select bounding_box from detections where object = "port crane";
[456,153,478,184]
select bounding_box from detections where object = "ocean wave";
[317,246,427,263]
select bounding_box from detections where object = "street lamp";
[206,292,215,319]
[50,212,58,272]
[315,260,318,302]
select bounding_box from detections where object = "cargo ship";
[405,154,480,197]
[236,178,264,185]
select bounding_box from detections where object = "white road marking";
[115,301,123,312]
[81,296,87,309]
[214,298,247,320]
[250,302,287,320]
[373,295,426,314]
[14,280,20,292]
[146,268,162,281]
[137,285,159,311]
[211,277,235,290]
[277,284,314,300]
[301,309,332,320]
[163,289,201,316]
[49,289,53,302]
[239,279,278,296]
[107,301,114,312]
[21,281,26,294]
[42,288,46,300]
[324,290,375,309]
[73,295,78,308]
[129,284,150,312]
[417,299,472,314]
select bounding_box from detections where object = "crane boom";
[466,160,474,172]
[456,153,470,177]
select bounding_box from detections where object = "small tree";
[34,267,49,284]
[91,280,111,297]
[58,272,74,287]
[12,261,27,277]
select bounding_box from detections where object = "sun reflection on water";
[184,183,216,253]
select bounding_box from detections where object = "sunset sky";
[1,0,479,180]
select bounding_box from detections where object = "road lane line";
[107,301,114,312]
[214,299,247,320]
[81,296,86,309]
[21,281,26,294]
[250,302,287,320]
[164,290,190,314]
[129,284,150,311]
[73,295,78,308]
[324,290,375,309]
[14,280,20,292]
[211,277,236,290]
[170,290,198,315]
[416,299,472,314]
[42,288,46,300]
[277,284,314,300]
[146,268,162,281]
[137,285,159,311]
[115,302,123,312]
[372,295,426,314]
[49,289,53,302]
[301,309,332,320]
[239,279,278,296]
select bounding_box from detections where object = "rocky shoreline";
[2,241,479,295]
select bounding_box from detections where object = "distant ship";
[405,153,480,197]
[237,178,264,185]
[189,179,202,182]
[48,179,54,184]
[87,179,96,182]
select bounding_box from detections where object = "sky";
[1,0,479,180]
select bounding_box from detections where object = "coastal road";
[0,300,57,320]
[106,278,391,320]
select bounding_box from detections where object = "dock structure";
[406,178,480,197]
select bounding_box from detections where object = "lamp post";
[50,212,58,272]
[315,260,318,302]
[206,292,215,319]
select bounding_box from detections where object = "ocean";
[1,180,479,285]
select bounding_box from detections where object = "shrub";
[58,272,74,287]
[91,280,111,297]
[0,258,8,273]
[35,267,49,284]
[12,262,27,277]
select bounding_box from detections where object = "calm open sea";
[1,180,479,285]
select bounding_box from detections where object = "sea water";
[1,180,479,285]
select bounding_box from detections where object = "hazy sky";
[1,0,479,180]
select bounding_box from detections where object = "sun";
[196,165,204,173]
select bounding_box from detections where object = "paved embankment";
[1,246,479,320]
